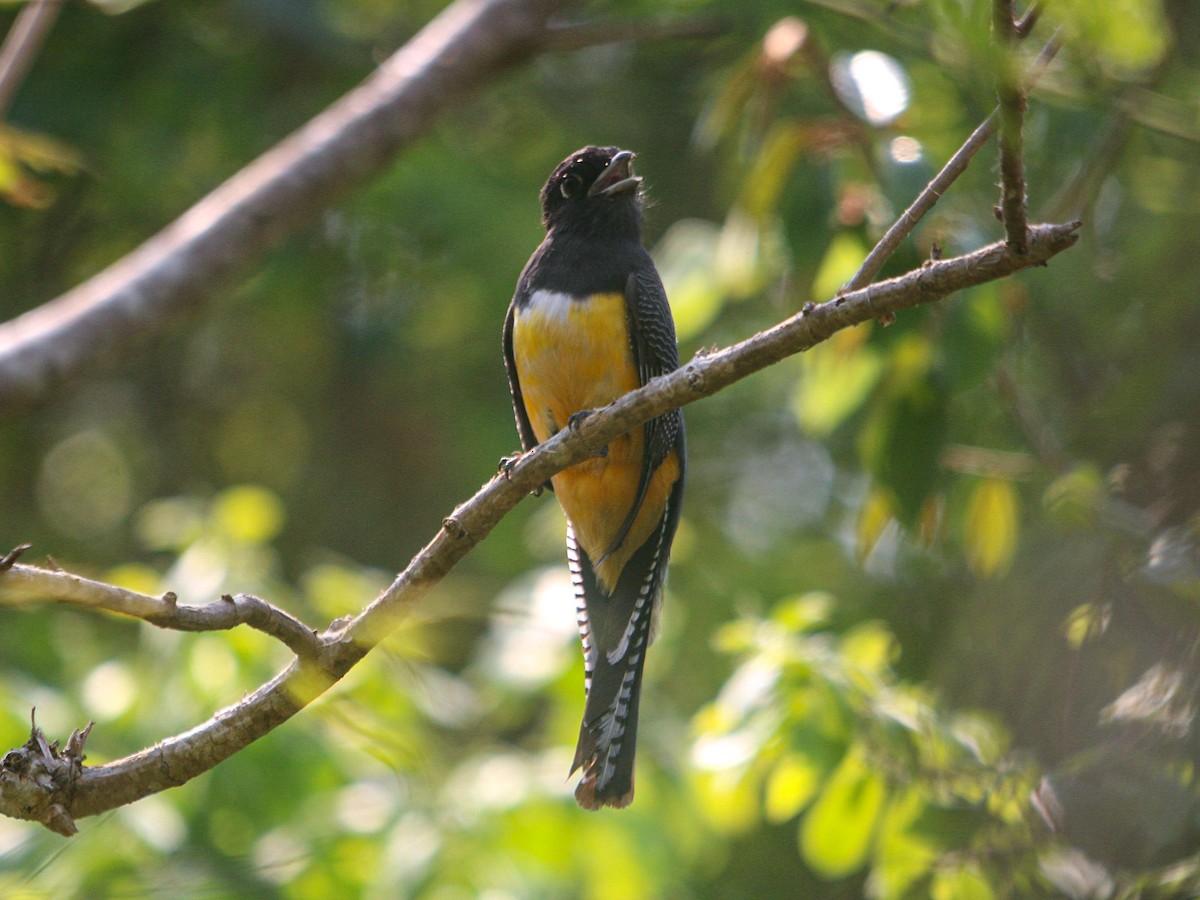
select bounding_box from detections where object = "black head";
[539,145,644,238]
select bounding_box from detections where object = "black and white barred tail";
[566,495,675,810]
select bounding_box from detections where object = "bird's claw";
[567,409,609,457]
[500,452,545,495]
[499,453,522,478]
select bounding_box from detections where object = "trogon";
[503,146,686,810]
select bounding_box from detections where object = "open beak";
[587,150,642,198]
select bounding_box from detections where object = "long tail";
[566,500,674,810]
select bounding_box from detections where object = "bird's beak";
[588,150,642,197]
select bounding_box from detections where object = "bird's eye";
[560,174,583,198]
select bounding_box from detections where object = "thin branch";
[845,26,1061,291]
[0,542,30,570]
[1014,1,1042,37]
[0,0,575,417]
[0,218,1081,830]
[0,0,65,121]
[994,0,1029,252]
[0,561,323,661]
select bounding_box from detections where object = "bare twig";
[845,27,1061,290]
[0,563,323,661]
[0,543,30,571]
[0,219,1080,829]
[1014,1,1042,37]
[994,0,1029,252]
[0,0,65,121]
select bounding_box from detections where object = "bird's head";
[540,146,644,237]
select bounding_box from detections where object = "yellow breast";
[511,290,639,441]
[512,289,676,590]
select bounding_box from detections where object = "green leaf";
[765,753,821,823]
[793,326,884,436]
[771,592,834,633]
[860,336,949,524]
[812,232,868,302]
[856,487,895,562]
[1048,0,1169,74]
[1063,602,1109,649]
[839,621,897,675]
[213,485,286,545]
[931,863,995,900]
[742,123,808,220]
[963,479,1019,577]
[653,219,725,341]
[799,744,887,879]
[873,788,939,898]
[1043,464,1104,529]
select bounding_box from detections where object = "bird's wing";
[595,263,684,565]
[502,298,540,454]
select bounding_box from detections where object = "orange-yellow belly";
[512,290,678,590]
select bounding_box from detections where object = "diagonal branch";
[0,216,1078,831]
[0,0,65,121]
[0,0,577,418]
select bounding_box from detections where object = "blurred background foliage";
[2,0,1200,896]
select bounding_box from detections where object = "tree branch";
[0,562,323,661]
[0,0,576,417]
[0,216,1080,831]
[0,0,65,121]
[994,0,1029,252]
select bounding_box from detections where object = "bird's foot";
[567,410,609,458]
[567,409,594,430]
[499,452,544,495]
[498,453,522,477]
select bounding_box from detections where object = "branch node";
[0,544,31,571]
[686,364,706,392]
[801,301,816,316]
[162,591,178,608]
[442,516,468,540]
[220,593,236,605]
[0,714,91,836]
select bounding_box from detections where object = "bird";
[503,146,686,809]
